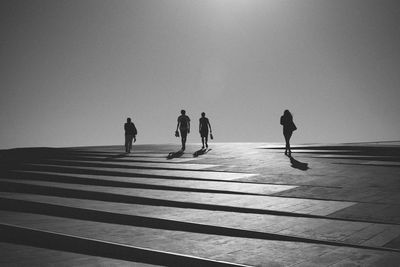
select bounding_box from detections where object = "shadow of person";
[289,156,309,171]
[104,153,129,161]
[167,150,184,160]
[193,148,206,158]
[192,148,212,158]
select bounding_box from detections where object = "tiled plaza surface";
[0,142,400,266]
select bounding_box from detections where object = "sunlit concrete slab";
[0,241,153,267]
[271,149,361,154]
[273,186,400,204]
[12,170,297,195]
[1,210,399,266]
[47,159,218,170]
[305,154,392,159]
[111,157,198,163]
[1,142,400,265]
[328,203,400,224]
[361,161,400,166]
[65,154,198,163]
[24,163,258,181]
[2,192,400,249]
[0,179,356,216]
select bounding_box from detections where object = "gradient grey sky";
[1,0,400,149]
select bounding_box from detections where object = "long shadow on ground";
[266,145,400,164]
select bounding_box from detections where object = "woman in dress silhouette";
[280,110,297,157]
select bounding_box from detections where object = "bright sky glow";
[1,0,400,149]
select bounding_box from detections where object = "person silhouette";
[176,110,190,151]
[199,112,212,149]
[124,117,137,153]
[280,110,297,157]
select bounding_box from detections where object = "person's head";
[127,117,131,123]
[283,110,292,118]
[201,112,205,117]
[181,110,186,115]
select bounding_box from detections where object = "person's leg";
[284,132,293,157]
[180,130,187,151]
[205,136,208,148]
[128,135,133,153]
[288,133,292,156]
[284,132,289,156]
[182,136,186,150]
[125,135,129,152]
[201,137,205,148]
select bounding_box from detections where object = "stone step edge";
[2,181,399,226]
[1,197,399,253]
[0,222,250,267]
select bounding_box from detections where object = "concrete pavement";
[0,142,400,266]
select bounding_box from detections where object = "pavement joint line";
[1,180,397,226]
[1,198,400,254]
[0,222,250,267]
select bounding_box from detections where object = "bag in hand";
[210,133,214,140]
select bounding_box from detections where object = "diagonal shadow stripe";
[0,180,396,225]
[36,160,214,172]
[0,223,248,267]
[334,162,400,168]
[12,164,255,184]
[2,171,263,196]
[63,157,196,164]
[0,198,398,253]
[0,180,327,219]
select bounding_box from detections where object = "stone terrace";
[0,142,400,266]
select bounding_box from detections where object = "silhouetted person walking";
[280,110,297,157]
[124,117,137,153]
[176,110,190,151]
[199,112,212,149]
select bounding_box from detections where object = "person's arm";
[199,119,201,133]
[133,124,137,142]
[176,118,180,132]
[188,118,190,133]
[208,119,212,132]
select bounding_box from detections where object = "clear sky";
[1,0,400,149]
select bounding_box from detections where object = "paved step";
[2,143,400,266]
[0,179,356,217]
[10,170,297,195]
[1,193,400,249]
[21,163,259,181]
[0,223,247,267]
[1,211,399,266]
[36,160,218,171]
[0,241,153,266]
